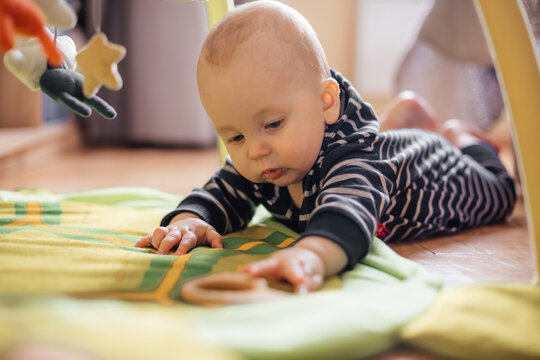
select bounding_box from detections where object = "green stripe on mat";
[0,201,27,225]
[41,201,62,225]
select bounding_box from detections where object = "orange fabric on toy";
[0,0,62,66]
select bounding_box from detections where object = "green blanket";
[0,187,441,360]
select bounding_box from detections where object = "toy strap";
[93,0,102,33]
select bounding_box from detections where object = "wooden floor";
[0,122,536,360]
[0,144,221,195]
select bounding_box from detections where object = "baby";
[136,1,516,293]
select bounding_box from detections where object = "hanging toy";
[75,0,125,98]
[0,0,62,66]
[3,27,76,90]
[4,28,117,119]
[76,32,125,98]
[39,67,117,119]
[1,0,120,119]
[32,0,77,29]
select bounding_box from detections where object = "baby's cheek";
[229,156,259,182]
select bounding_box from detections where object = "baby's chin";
[249,176,287,186]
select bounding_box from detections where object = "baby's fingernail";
[296,284,308,294]
[246,265,260,275]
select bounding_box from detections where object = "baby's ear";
[320,78,340,125]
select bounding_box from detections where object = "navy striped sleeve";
[161,158,259,234]
[301,153,393,269]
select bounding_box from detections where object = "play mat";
[1,186,539,360]
[0,186,443,359]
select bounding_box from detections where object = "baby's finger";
[294,271,323,293]
[206,227,223,249]
[295,282,309,294]
[242,258,279,278]
[285,261,323,293]
[151,226,169,249]
[281,261,308,291]
[157,228,181,254]
[134,234,152,248]
[175,230,198,255]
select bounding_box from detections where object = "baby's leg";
[380,91,439,132]
[440,118,499,152]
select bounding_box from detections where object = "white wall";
[354,0,433,97]
[284,0,357,81]
[284,0,434,98]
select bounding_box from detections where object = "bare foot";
[380,91,439,132]
[440,118,500,151]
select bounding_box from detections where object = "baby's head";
[197,1,341,187]
[199,0,330,83]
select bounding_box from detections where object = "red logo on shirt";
[376,222,389,239]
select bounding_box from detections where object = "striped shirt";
[162,70,516,269]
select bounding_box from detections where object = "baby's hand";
[242,247,325,293]
[135,214,222,255]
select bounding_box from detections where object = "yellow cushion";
[400,283,540,360]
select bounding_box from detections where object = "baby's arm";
[242,236,347,293]
[136,160,260,255]
[135,213,223,254]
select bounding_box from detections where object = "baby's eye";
[230,134,244,143]
[266,120,282,129]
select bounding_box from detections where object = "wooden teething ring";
[181,272,288,306]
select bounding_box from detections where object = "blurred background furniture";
[395,0,503,130]
[79,0,216,147]
[394,0,539,131]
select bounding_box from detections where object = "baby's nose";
[248,139,271,160]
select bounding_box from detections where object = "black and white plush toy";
[2,0,121,119]
[39,67,116,119]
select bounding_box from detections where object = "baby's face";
[198,35,328,188]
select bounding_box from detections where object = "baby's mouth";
[261,168,284,182]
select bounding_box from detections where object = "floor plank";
[0,121,81,178]
[0,146,220,195]
[391,197,535,287]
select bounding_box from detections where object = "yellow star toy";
[76,32,126,98]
